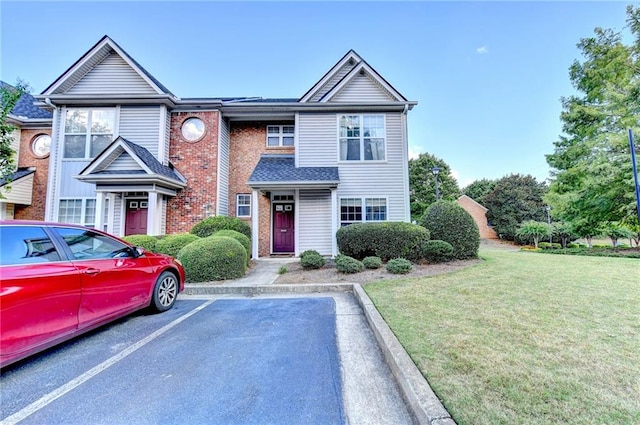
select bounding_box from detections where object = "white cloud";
[408,145,422,160]
[476,46,488,54]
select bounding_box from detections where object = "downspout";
[401,103,411,222]
[44,98,59,221]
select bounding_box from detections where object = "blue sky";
[0,1,632,187]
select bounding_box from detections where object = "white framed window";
[237,194,251,217]
[58,198,97,227]
[64,108,116,159]
[339,114,385,161]
[340,197,387,226]
[267,125,295,147]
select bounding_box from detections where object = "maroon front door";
[273,204,294,253]
[125,200,148,236]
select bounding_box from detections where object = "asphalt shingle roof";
[249,155,339,184]
[118,138,185,183]
[0,167,36,186]
[1,82,52,120]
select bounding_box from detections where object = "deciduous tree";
[408,152,460,220]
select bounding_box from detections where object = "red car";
[0,220,185,368]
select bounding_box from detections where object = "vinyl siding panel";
[336,113,407,222]
[59,162,95,197]
[310,62,357,102]
[297,114,337,167]
[108,153,143,171]
[331,74,394,102]
[113,196,122,236]
[66,53,156,95]
[298,190,332,255]
[0,174,34,204]
[217,118,230,216]
[118,106,161,157]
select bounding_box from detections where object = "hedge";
[420,200,480,260]
[122,235,159,253]
[336,222,430,262]
[177,236,247,282]
[422,240,454,263]
[190,216,251,239]
[155,233,200,258]
[213,229,251,265]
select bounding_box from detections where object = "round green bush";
[422,240,454,263]
[301,252,326,270]
[336,222,430,262]
[213,229,251,264]
[386,258,413,274]
[155,233,200,258]
[177,236,247,282]
[335,255,364,274]
[420,200,480,260]
[190,216,251,239]
[122,234,159,252]
[300,249,321,259]
[362,256,382,269]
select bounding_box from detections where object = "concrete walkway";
[183,259,456,425]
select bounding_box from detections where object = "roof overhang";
[75,173,186,191]
[249,181,340,190]
[35,94,179,108]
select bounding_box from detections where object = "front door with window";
[125,200,148,236]
[273,204,294,253]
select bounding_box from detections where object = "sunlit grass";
[365,249,640,425]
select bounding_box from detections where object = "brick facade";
[228,122,295,256]
[456,195,498,239]
[13,128,51,220]
[166,111,220,234]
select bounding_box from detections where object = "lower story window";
[237,194,251,217]
[58,198,96,227]
[340,197,387,226]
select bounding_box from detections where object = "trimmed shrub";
[122,235,158,252]
[362,256,382,269]
[336,255,364,274]
[155,233,200,258]
[177,236,247,282]
[420,200,480,260]
[213,229,251,264]
[538,242,562,250]
[336,222,430,262]
[300,249,321,259]
[190,216,251,239]
[386,258,413,274]
[301,252,326,269]
[422,240,454,263]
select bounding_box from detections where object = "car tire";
[151,271,178,313]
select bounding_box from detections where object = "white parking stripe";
[1,299,216,425]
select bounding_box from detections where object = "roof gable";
[42,36,172,96]
[300,50,407,103]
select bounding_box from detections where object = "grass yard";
[365,248,640,425]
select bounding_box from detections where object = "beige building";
[456,195,498,239]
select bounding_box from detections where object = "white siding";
[336,113,407,222]
[298,190,333,255]
[66,53,157,95]
[119,106,161,156]
[113,196,123,236]
[10,128,20,164]
[163,108,171,165]
[310,62,357,102]
[331,74,394,102]
[46,108,64,220]
[161,197,167,235]
[0,174,33,205]
[108,153,143,171]
[297,114,337,167]
[59,162,95,197]
[217,117,230,216]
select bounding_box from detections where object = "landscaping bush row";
[336,222,430,262]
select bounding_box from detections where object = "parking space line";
[0,299,216,425]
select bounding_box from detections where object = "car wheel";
[151,271,178,312]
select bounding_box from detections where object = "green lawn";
[365,249,640,425]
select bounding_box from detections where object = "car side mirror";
[135,247,145,257]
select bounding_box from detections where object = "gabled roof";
[76,137,186,190]
[299,50,408,103]
[41,35,173,97]
[457,195,488,211]
[1,82,52,121]
[0,167,36,187]
[248,155,339,188]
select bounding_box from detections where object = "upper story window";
[64,109,115,159]
[31,134,51,158]
[181,117,205,142]
[267,125,295,147]
[339,114,385,161]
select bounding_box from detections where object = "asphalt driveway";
[0,295,413,425]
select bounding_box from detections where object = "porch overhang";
[248,154,339,190]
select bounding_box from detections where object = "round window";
[181,117,205,142]
[31,134,51,157]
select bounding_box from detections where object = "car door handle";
[84,268,100,275]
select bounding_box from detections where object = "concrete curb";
[180,282,455,425]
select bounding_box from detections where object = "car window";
[0,226,62,266]
[54,227,132,260]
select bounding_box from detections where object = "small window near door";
[237,194,251,217]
